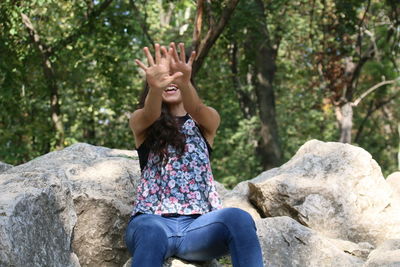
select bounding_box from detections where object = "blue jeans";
[124,207,264,267]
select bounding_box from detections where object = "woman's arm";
[169,42,220,145]
[178,82,220,146]
[130,44,183,148]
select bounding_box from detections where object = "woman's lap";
[125,208,262,266]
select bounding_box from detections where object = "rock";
[0,158,78,266]
[213,180,230,199]
[256,216,364,267]
[0,161,13,174]
[64,145,139,267]
[387,172,400,198]
[364,239,400,267]
[218,166,284,219]
[123,257,222,267]
[328,239,374,260]
[221,180,262,219]
[3,140,400,266]
[248,140,400,246]
[0,143,140,267]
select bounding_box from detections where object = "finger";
[161,46,169,60]
[179,43,186,62]
[167,46,174,61]
[144,47,155,66]
[170,71,183,80]
[135,59,148,71]
[170,55,176,65]
[155,43,161,64]
[170,42,180,62]
[188,51,196,66]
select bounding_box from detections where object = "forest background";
[1,0,399,188]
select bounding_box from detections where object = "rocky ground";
[1,140,400,266]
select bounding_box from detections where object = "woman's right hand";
[135,43,183,91]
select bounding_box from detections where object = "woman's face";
[161,83,182,104]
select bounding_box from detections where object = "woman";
[125,42,264,267]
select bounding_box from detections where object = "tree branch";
[354,99,374,143]
[352,78,399,106]
[191,0,240,77]
[354,90,400,143]
[356,0,370,58]
[191,0,204,52]
[21,13,49,54]
[205,0,215,27]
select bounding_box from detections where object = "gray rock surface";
[363,239,400,267]
[0,161,13,174]
[0,156,78,266]
[221,180,262,219]
[256,216,365,267]
[248,140,400,246]
[387,172,400,198]
[64,146,139,266]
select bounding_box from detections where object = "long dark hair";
[137,82,186,160]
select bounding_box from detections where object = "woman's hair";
[137,82,186,160]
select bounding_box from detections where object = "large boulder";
[0,143,139,266]
[0,155,79,266]
[248,140,400,246]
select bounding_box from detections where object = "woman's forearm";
[142,86,163,121]
[179,82,205,116]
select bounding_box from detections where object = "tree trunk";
[246,0,282,169]
[336,102,353,143]
[253,43,282,169]
[83,116,96,140]
[83,102,96,140]
[48,60,65,149]
[21,13,65,149]
[229,42,256,119]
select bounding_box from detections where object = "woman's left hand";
[169,42,196,88]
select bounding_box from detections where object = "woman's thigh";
[125,214,171,255]
[175,220,230,261]
[175,208,254,261]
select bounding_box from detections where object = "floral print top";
[132,114,223,216]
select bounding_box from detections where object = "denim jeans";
[124,207,264,267]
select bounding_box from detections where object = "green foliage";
[0,0,399,188]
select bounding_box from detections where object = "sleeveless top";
[131,114,223,216]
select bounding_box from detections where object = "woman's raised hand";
[135,43,183,90]
[169,42,196,88]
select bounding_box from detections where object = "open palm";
[135,43,182,90]
[169,42,196,87]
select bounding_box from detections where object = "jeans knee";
[125,215,168,255]
[219,208,256,230]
